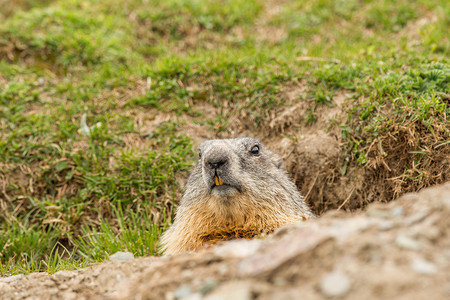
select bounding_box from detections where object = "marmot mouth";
[210,175,241,193]
[212,175,230,189]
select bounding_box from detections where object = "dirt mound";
[1,183,449,299]
[364,118,450,199]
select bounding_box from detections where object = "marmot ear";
[272,154,282,169]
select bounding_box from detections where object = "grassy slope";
[0,0,448,275]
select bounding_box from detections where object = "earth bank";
[1,182,449,300]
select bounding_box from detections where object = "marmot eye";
[198,151,202,159]
[250,145,260,155]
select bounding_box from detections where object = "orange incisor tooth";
[215,176,224,185]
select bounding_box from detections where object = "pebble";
[443,196,450,208]
[391,206,405,217]
[395,235,420,251]
[218,265,228,275]
[239,230,329,276]
[377,220,394,230]
[273,276,287,286]
[368,209,391,218]
[181,270,193,278]
[411,258,437,275]
[214,239,261,259]
[203,282,251,300]
[404,211,429,225]
[444,249,450,260]
[0,282,12,291]
[54,270,75,280]
[182,293,202,300]
[174,285,192,299]
[198,278,218,295]
[43,279,56,287]
[327,217,373,239]
[0,274,24,283]
[60,291,77,300]
[109,251,135,261]
[319,270,352,298]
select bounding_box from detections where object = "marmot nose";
[206,158,228,170]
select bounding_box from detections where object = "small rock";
[0,274,24,283]
[203,281,251,300]
[109,251,134,261]
[0,282,12,291]
[218,265,228,275]
[181,270,193,278]
[327,217,373,239]
[444,249,450,260]
[182,293,202,300]
[368,209,391,218]
[395,235,420,251]
[419,226,440,241]
[53,270,75,280]
[239,229,329,276]
[443,196,450,208]
[377,220,394,230]
[391,206,404,217]
[411,258,437,275]
[174,285,192,299]
[214,239,261,259]
[61,291,77,300]
[273,276,287,286]
[319,270,352,298]
[43,279,56,287]
[404,211,429,225]
[198,278,218,295]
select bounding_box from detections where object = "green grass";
[75,204,168,261]
[0,0,448,275]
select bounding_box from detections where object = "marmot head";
[160,137,314,254]
[195,137,283,200]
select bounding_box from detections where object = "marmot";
[160,137,315,255]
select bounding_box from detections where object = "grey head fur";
[182,137,313,215]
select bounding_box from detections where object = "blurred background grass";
[0,0,448,275]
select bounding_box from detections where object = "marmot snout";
[201,142,243,199]
[160,137,314,255]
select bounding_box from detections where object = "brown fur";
[160,137,315,255]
